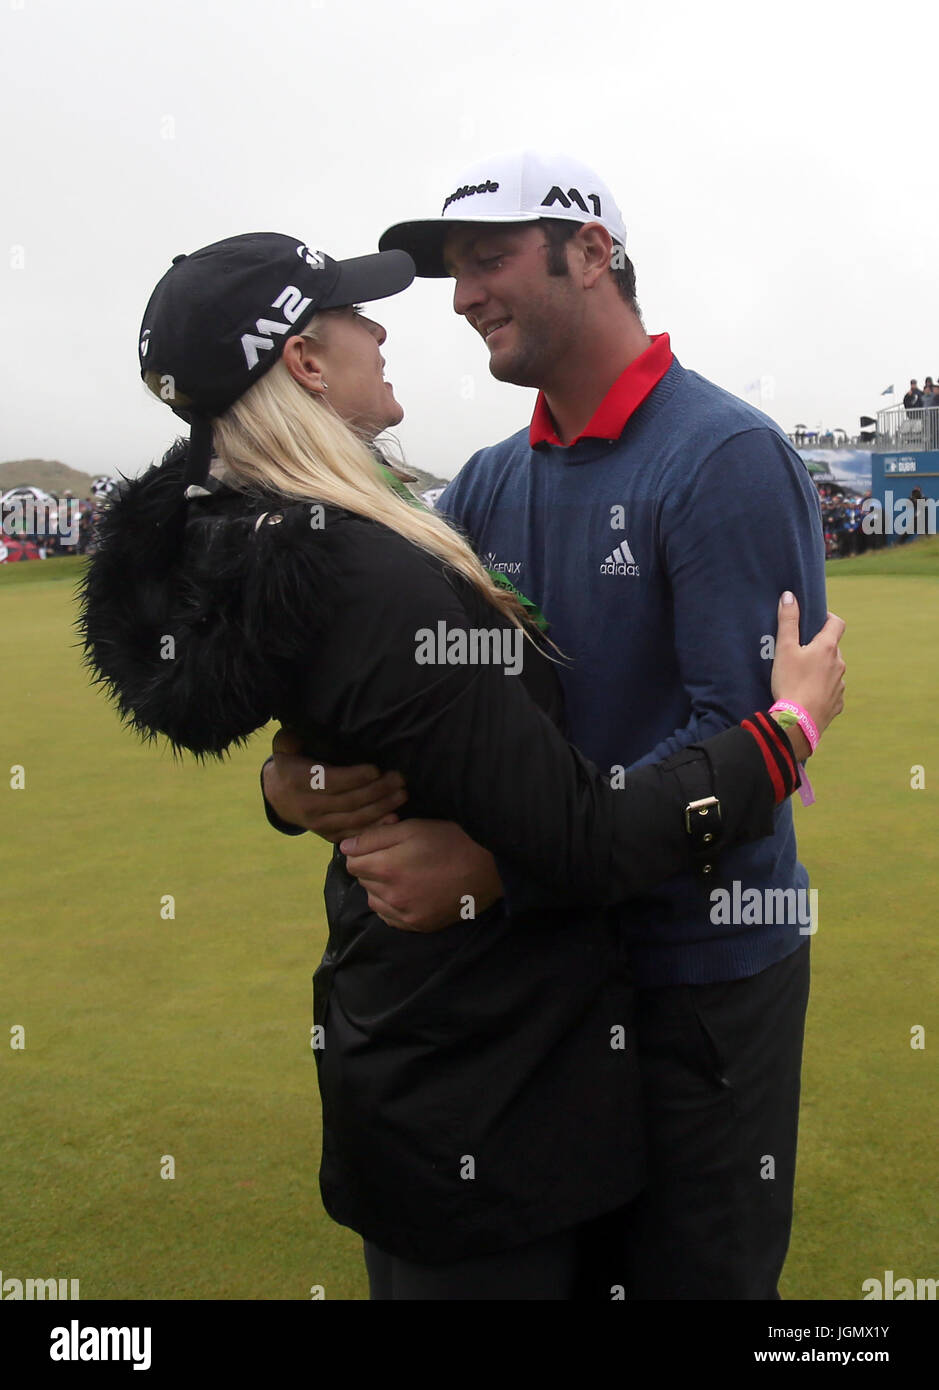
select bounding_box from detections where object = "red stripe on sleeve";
[742,718,786,804]
[754,709,798,784]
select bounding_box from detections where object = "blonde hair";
[148,316,530,631]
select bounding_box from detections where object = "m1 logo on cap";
[241,285,313,369]
[139,328,151,358]
[541,186,603,217]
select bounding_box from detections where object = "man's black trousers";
[619,940,812,1299]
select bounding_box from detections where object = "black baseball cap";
[138,233,415,492]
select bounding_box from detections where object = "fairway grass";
[1,548,936,1300]
[780,540,938,1299]
[1,558,363,1299]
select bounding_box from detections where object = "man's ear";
[281,334,328,393]
[574,223,615,289]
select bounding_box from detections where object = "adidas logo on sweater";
[600,540,639,577]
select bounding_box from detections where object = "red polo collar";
[529,332,674,447]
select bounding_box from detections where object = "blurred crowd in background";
[903,378,939,410]
[0,480,117,562]
[0,473,928,567]
[816,484,875,560]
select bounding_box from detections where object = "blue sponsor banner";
[871,450,939,509]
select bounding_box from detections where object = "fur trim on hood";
[77,440,343,758]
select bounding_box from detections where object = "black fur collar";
[77,440,343,758]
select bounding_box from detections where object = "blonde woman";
[80,234,845,1300]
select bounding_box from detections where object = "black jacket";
[78,446,795,1262]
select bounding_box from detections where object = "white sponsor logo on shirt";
[483,551,522,576]
[600,541,639,577]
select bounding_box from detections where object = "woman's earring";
[321,381,328,391]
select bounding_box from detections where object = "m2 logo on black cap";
[241,285,312,370]
[541,186,603,217]
[442,180,500,214]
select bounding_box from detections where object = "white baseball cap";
[379,150,627,277]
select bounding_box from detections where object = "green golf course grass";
[1,543,936,1301]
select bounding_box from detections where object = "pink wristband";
[769,700,820,754]
[796,764,815,807]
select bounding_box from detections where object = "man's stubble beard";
[484,287,579,391]
[486,321,564,391]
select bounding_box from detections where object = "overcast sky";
[2,0,936,482]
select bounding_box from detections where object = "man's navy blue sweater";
[440,357,828,986]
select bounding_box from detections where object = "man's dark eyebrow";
[442,235,482,278]
[443,229,522,276]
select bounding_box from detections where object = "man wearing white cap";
[263,150,829,1299]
